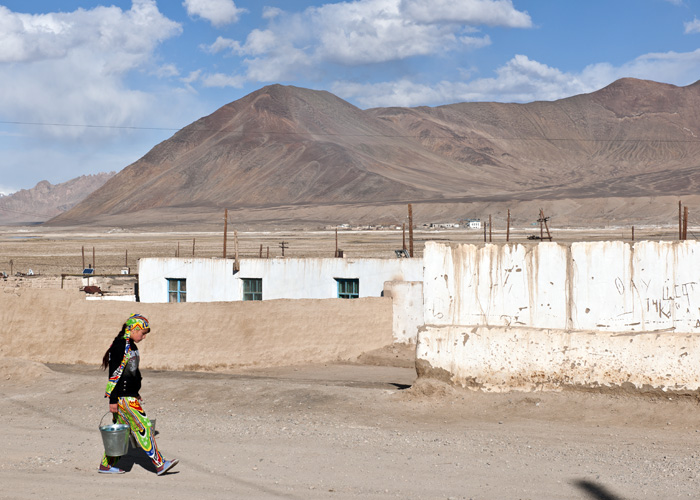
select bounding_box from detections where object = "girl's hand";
[109,403,118,413]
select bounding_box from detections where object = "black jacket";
[106,337,142,404]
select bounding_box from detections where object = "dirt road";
[2,357,700,500]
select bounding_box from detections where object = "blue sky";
[1,0,700,194]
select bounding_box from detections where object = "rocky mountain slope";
[47,79,700,228]
[0,173,114,225]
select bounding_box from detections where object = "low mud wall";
[0,288,392,370]
[417,325,700,393]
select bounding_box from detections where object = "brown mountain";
[48,79,700,228]
[0,173,115,225]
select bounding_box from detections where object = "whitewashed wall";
[384,281,424,344]
[423,242,568,329]
[571,241,700,332]
[419,240,700,392]
[138,257,423,303]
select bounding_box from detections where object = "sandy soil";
[2,354,700,500]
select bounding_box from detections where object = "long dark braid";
[101,324,127,370]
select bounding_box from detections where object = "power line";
[2,119,700,142]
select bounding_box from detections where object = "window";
[336,278,359,299]
[167,278,186,303]
[242,278,262,301]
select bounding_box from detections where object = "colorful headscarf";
[105,314,149,399]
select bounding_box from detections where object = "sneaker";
[98,465,125,474]
[156,459,179,476]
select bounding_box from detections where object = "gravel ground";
[2,359,700,499]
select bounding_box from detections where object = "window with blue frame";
[167,278,186,303]
[242,278,262,301]
[336,278,359,299]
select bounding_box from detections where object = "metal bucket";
[99,412,130,457]
[129,417,155,448]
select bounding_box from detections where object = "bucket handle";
[99,411,118,428]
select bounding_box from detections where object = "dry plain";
[2,224,700,500]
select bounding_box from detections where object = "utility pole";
[82,246,85,270]
[506,209,511,242]
[259,244,263,258]
[279,241,289,257]
[223,208,228,258]
[335,228,339,257]
[683,206,689,240]
[93,247,95,271]
[679,200,683,240]
[408,204,414,257]
[402,223,406,251]
[192,238,196,257]
[489,214,492,243]
[234,230,239,271]
[538,209,552,241]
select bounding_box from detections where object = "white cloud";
[154,63,180,78]
[201,72,245,88]
[684,18,700,34]
[332,49,700,108]
[262,7,283,20]
[0,0,182,139]
[203,36,241,54]
[400,0,532,27]
[220,0,530,82]
[183,0,246,27]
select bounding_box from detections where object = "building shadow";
[573,479,625,500]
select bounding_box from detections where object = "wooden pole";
[192,238,196,257]
[92,247,95,270]
[335,228,339,257]
[82,246,85,269]
[125,250,128,268]
[402,223,406,251]
[408,204,414,258]
[679,200,683,240]
[489,214,492,243]
[506,209,510,242]
[266,246,269,258]
[259,244,263,258]
[539,210,544,240]
[234,230,239,267]
[177,242,180,258]
[632,226,635,242]
[223,208,228,258]
[683,206,689,240]
[483,220,487,242]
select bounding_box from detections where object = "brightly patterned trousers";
[101,397,164,468]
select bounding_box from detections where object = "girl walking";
[99,313,178,475]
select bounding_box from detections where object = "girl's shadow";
[115,432,179,475]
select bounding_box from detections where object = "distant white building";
[138,257,424,303]
[467,219,482,229]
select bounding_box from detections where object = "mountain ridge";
[39,78,700,228]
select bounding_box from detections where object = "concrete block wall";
[418,241,700,392]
